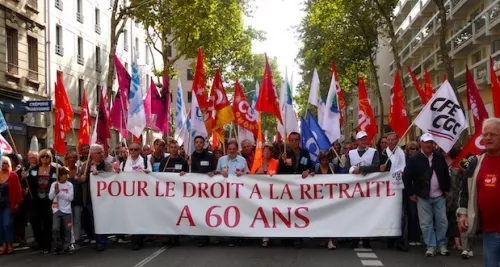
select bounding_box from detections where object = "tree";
[133,0,262,82]
[433,0,465,113]
[295,0,385,135]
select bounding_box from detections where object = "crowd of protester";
[0,118,498,267]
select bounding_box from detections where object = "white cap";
[356,131,368,140]
[420,133,435,142]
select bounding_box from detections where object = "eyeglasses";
[40,155,50,159]
[482,132,500,138]
[129,148,139,151]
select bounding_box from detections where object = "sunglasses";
[129,148,140,151]
[409,147,417,151]
[40,155,50,159]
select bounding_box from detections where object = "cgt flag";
[388,71,409,137]
[357,78,378,144]
[415,80,468,152]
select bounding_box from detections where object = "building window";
[95,8,101,34]
[55,0,63,10]
[76,0,84,23]
[55,25,64,56]
[167,45,172,58]
[124,62,129,72]
[26,0,38,11]
[123,30,128,51]
[96,46,101,72]
[6,27,18,75]
[187,69,194,81]
[27,36,38,81]
[493,40,500,54]
[96,84,100,106]
[187,92,192,103]
[78,78,84,106]
[472,50,482,65]
[77,37,84,65]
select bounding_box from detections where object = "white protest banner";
[91,172,402,238]
[415,80,468,152]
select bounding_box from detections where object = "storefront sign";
[7,122,27,135]
[26,100,52,112]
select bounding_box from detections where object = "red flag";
[424,69,433,104]
[357,77,378,144]
[408,66,427,105]
[490,57,500,117]
[157,68,170,134]
[255,54,282,123]
[251,113,263,174]
[466,65,489,127]
[191,48,208,110]
[212,129,219,149]
[388,71,409,137]
[443,74,447,81]
[78,89,91,151]
[111,55,130,137]
[233,79,258,135]
[206,69,233,142]
[54,71,74,154]
[452,66,490,171]
[332,61,345,124]
[96,86,111,152]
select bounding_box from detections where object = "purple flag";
[111,55,130,137]
[155,68,170,134]
[144,78,163,131]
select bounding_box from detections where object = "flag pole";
[5,127,19,154]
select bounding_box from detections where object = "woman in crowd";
[24,149,57,254]
[5,153,28,246]
[66,151,83,247]
[377,136,389,164]
[253,145,278,247]
[0,156,23,254]
[314,151,336,249]
[442,146,473,259]
[404,141,422,247]
[255,145,279,176]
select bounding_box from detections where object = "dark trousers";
[30,200,53,251]
[81,206,95,241]
[14,204,26,243]
[406,191,421,243]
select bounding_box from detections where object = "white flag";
[415,80,468,152]
[90,111,98,144]
[322,69,341,143]
[190,91,207,138]
[278,72,299,138]
[308,69,320,107]
[126,60,147,137]
[175,78,189,145]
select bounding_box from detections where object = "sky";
[244,0,305,91]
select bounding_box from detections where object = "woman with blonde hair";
[24,149,57,254]
[0,156,23,254]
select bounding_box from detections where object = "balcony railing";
[27,0,38,10]
[28,70,38,81]
[55,0,63,10]
[452,24,472,49]
[55,45,64,56]
[95,24,101,34]
[77,12,84,23]
[7,63,19,75]
[77,55,84,65]
[490,4,500,23]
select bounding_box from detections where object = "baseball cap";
[356,131,368,140]
[420,133,435,142]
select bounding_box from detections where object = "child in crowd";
[49,167,74,255]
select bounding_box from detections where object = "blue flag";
[0,109,7,133]
[300,117,320,164]
[307,110,331,150]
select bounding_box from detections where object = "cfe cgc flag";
[415,80,468,152]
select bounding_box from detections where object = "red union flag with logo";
[453,66,489,171]
[415,80,468,152]
[232,79,258,135]
[357,78,377,144]
[54,71,74,154]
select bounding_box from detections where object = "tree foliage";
[133,0,263,80]
[296,0,384,134]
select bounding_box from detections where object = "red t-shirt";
[477,154,500,233]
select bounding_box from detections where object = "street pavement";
[1,238,484,267]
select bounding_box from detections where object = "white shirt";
[105,155,114,163]
[49,182,74,214]
[121,155,152,172]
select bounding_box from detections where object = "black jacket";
[190,150,217,174]
[159,156,189,173]
[404,151,450,199]
[26,165,57,208]
[277,148,313,174]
